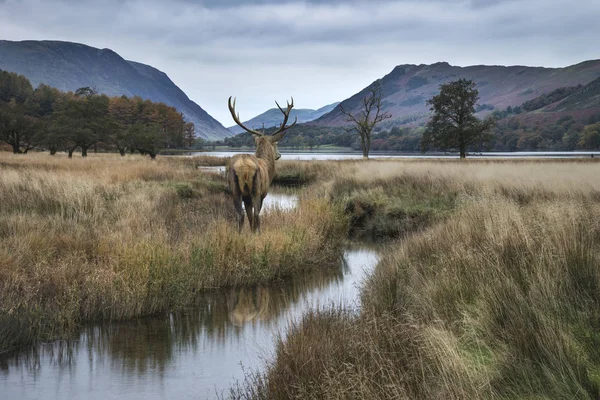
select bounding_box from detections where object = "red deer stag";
[226,96,297,233]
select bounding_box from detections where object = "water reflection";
[0,248,377,400]
[262,193,297,211]
[198,166,226,174]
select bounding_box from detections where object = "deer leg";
[252,195,263,233]
[233,196,244,233]
[243,197,254,231]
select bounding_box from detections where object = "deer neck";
[255,142,276,179]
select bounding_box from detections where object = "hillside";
[0,40,232,141]
[551,77,600,112]
[313,60,600,128]
[228,102,339,134]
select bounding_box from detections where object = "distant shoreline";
[161,148,600,159]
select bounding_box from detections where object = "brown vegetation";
[232,159,600,400]
[0,153,346,353]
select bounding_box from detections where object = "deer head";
[228,96,297,160]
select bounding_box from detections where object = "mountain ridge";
[312,60,600,128]
[0,40,232,141]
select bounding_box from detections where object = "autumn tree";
[0,72,189,157]
[339,80,391,159]
[422,79,494,158]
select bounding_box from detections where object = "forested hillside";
[0,40,231,141]
[0,70,195,158]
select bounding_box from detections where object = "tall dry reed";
[0,153,346,353]
[233,159,600,399]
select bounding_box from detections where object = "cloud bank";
[1,0,598,124]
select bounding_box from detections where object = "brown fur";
[226,96,295,233]
[231,156,257,194]
[227,136,280,233]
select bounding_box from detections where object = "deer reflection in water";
[0,257,346,382]
[227,286,273,326]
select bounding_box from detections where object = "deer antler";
[272,97,297,136]
[265,97,298,143]
[228,96,264,137]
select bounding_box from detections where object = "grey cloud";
[1,0,599,123]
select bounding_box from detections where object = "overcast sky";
[1,0,599,125]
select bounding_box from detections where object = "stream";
[0,194,378,399]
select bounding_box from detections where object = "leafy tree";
[131,123,165,159]
[288,135,305,149]
[0,73,206,157]
[339,80,392,158]
[73,88,111,156]
[108,96,135,155]
[0,99,37,153]
[183,122,196,148]
[75,86,97,97]
[0,70,33,103]
[422,79,494,158]
[578,123,600,150]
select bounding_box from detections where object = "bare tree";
[339,80,391,159]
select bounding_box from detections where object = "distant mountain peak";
[227,101,340,134]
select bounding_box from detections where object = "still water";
[192,150,600,160]
[0,194,377,399]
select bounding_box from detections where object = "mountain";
[0,40,232,141]
[228,102,339,134]
[312,60,600,128]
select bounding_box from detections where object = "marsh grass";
[233,159,600,400]
[190,154,231,167]
[271,160,338,187]
[0,153,346,353]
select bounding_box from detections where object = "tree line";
[222,78,600,156]
[0,70,195,158]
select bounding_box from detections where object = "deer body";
[226,97,296,233]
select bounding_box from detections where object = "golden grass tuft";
[0,153,346,353]
[234,158,600,400]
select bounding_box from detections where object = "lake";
[191,150,600,160]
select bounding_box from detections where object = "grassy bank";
[0,153,347,353]
[232,160,600,399]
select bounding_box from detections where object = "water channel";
[0,193,378,400]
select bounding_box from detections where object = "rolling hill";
[312,60,600,128]
[0,40,232,141]
[228,102,339,134]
